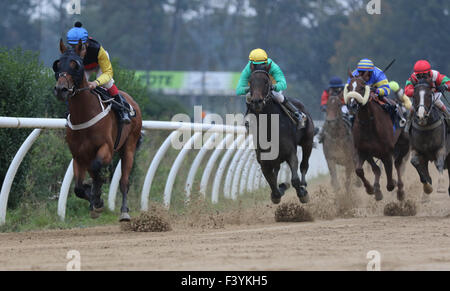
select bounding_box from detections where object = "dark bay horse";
[410,78,450,196]
[247,63,314,204]
[344,71,410,201]
[322,93,359,193]
[53,40,142,221]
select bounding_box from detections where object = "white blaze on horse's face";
[352,81,357,92]
[418,89,426,120]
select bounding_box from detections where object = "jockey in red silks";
[404,60,450,118]
[321,76,346,113]
[66,22,131,124]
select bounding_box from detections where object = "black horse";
[410,78,450,196]
[246,63,315,204]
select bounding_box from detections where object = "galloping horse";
[53,40,142,221]
[322,93,358,193]
[344,71,410,201]
[409,78,450,196]
[247,63,314,204]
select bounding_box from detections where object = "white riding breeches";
[272,90,285,103]
[246,91,285,104]
[341,104,349,114]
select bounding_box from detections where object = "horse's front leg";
[381,155,396,192]
[411,150,433,195]
[287,151,308,204]
[88,143,113,219]
[367,158,383,201]
[261,163,285,204]
[355,152,374,196]
[73,159,90,202]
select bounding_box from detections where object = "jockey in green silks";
[236,48,307,129]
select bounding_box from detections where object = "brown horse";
[53,40,142,221]
[344,71,410,201]
[322,93,359,193]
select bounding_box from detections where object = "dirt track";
[1,166,450,271]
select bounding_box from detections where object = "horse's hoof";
[279,183,290,195]
[119,212,131,222]
[90,210,101,219]
[271,196,281,205]
[423,183,433,195]
[397,190,405,202]
[298,194,310,204]
[366,186,375,195]
[375,189,383,201]
[297,186,309,204]
[387,180,397,192]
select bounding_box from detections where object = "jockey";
[66,22,131,124]
[320,76,345,112]
[348,59,404,126]
[404,60,450,118]
[318,77,348,143]
[236,48,307,129]
[388,81,412,112]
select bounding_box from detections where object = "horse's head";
[53,39,86,101]
[325,93,343,122]
[343,70,371,115]
[248,62,272,113]
[413,77,434,126]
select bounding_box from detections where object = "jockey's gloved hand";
[270,84,276,91]
[321,105,327,112]
[437,84,448,93]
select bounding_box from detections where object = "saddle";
[93,87,135,116]
[93,87,135,150]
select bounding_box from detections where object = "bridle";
[53,52,90,99]
[250,70,273,106]
[414,80,436,122]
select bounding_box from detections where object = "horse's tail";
[136,130,145,150]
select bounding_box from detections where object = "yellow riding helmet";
[389,81,400,93]
[249,48,268,64]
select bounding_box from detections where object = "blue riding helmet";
[67,22,88,44]
[329,77,345,88]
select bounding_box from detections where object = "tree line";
[1,0,449,118]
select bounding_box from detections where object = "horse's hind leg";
[367,158,383,201]
[436,147,447,193]
[327,158,340,193]
[287,151,309,204]
[118,145,137,222]
[394,140,410,201]
[261,164,284,204]
[355,153,374,195]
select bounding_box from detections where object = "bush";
[0,47,64,208]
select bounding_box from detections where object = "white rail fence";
[0,116,328,225]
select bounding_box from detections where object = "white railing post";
[0,129,42,225]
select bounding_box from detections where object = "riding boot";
[113,94,131,124]
[282,99,306,129]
